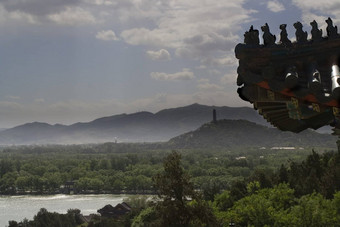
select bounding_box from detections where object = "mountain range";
[0,103,334,145]
[0,104,270,144]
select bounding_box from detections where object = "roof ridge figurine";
[244,25,259,46]
[279,24,291,46]
[242,19,340,47]
[293,21,308,43]
[326,17,338,38]
[234,18,340,140]
[310,20,322,42]
[261,23,276,46]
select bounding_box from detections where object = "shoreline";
[0,191,156,196]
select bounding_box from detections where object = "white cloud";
[198,78,209,83]
[267,1,285,13]
[197,82,223,91]
[291,0,340,12]
[34,98,45,103]
[96,30,119,41]
[197,78,224,91]
[146,49,171,61]
[6,96,20,100]
[0,89,250,128]
[0,5,38,24]
[48,7,97,25]
[288,0,340,40]
[291,0,340,25]
[85,0,115,6]
[9,10,37,24]
[221,73,237,85]
[120,27,165,46]
[200,54,238,68]
[119,0,255,60]
[150,68,194,81]
[208,69,222,76]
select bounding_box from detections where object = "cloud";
[120,27,165,46]
[198,78,209,83]
[200,55,238,68]
[288,0,340,39]
[48,7,97,25]
[6,96,20,100]
[221,73,237,85]
[0,0,254,62]
[0,5,38,24]
[291,0,340,25]
[146,49,171,61]
[0,0,82,17]
[96,30,119,41]
[197,82,223,91]
[0,1,102,25]
[0,89,250,128]
[119,1,255,60]
[291,0,340,12]
[34,98,45,103]
[85,0,115,6]
[267,1,285,12]
[150,68,194,81]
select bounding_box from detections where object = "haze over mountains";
[0,103,334,145]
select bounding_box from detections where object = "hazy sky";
[0,0,338,127]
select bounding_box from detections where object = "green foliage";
[169,120,337,149]
[153,151,218,227]
[213,190,233,211]
[218,184,295,226]
[246,181,260,194]
[5,143,340,226]
[275,150,340,198]
[214,183,340,226]
[0,143,317,195]
[288,193,338,227]
[123,195,149,211]
[153,151,197,226]
[131,206,160,227]
[10,208,84,227]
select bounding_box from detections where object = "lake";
[0,194,127,227]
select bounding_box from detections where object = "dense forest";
[7,148,340,226]
[0,143,328,195]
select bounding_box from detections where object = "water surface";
[0,194,126,226]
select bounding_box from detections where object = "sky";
[0,0,339,128]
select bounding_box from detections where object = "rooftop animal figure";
[326,17,338,38]
[279,24,291,45]
[310,20,322,42]
[293,21,308,43]
[244,25,259,45]
[261,23,276,46]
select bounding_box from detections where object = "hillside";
[0,104,269,145]
[168,119,337,148]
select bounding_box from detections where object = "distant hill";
[168,119,337,148]
[0,104,270,145]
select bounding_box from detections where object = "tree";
[221,184,295,226]
[288,193,338,227]
[152,151,218,227]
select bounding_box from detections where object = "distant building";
[97,202,131,218]
[79,214,97,223]
[213,109,217,123]
[62,181,76,194]
[270,147,295,150]
[235,156,246,160]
